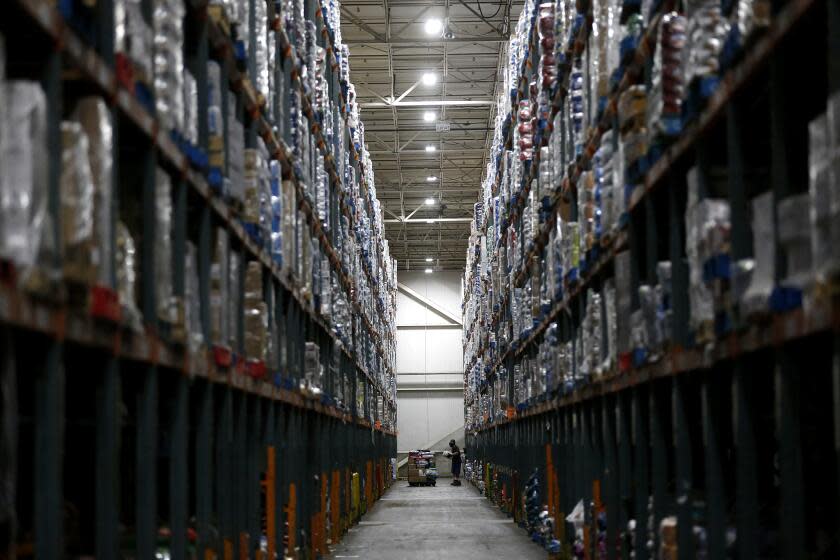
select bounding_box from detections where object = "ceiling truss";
[343,0,518,271]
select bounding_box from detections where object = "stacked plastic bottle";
[460,0,793,433]
[0,0,399,428]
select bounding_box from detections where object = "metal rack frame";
[1,0,398,557]
[464,0,840,558]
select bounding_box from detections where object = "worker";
[445,439,462,486]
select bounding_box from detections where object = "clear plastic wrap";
[0,82,49,281]
[210,0,236,20]
[270,161,283,266]
[739,192,774,316]
[268,30,279,124]
[777,194,812,290]
[153,0,185,132]
[207,61,225,173]
[244,261,267,364]
[243,148,263,225]
[228,104,245,205]
[60,121,95,284]
[562,221,580,277]
[320,255,331,319]
[684,0,728,84]
[619,86,648,187]
[648,13,686,139]
[685,168,729,338]
[630,307,647,361]
[589,0,611,114]
[115,0,153,82]
[727,0,770,53]
[116,222,142,330]
[72,97,114,287]
[603,280,617,370]
[808,107,840,280]
[185,242,203,351]
[614,251,632,354]
[232,0,250,47]
[638,284,660,357]
[596,131,618,237]
[297,210,308,296]
[228,250,241,351]
[183,69,198,145]
[155,168,175,324]
[518,100,534,162]
[585,290,603,377]
[254,0,269,99]
[656,261,673,345]
[569,63,585,157]
[538,3,558,93]
[211,228,230,347]
[282,180,297,275]
[577,170,600,251]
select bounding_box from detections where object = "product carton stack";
[407,450,437,487]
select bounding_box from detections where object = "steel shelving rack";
[0,0,398,558]
[463,0,840,558]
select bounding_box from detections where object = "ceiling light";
[423,111,437,122]
[421,72,437,86]
[425,257,434,262]
[425,145,436,152]
[425,197,436,205]
[426,175,437,182]
[426,219,435,224]
[424,18,443,35]
[424,268,434,274]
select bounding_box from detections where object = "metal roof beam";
[397,282,461,325]
[368,147,488,155]
[453,0,505,35]
[385,217,473,223]
[362,126,492,133]
[344,36,507,45]
[340,6,387,42]
[361,99,494,107]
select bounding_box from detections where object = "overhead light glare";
[425,257,434,262]
[425,145,436,152]
[421,72,437,86]
[426,219,435,224]
[424,268,434,274]
[423,111,437,122]
[426,175,437,182]
[424,18,443,35]
[425,197,436,205]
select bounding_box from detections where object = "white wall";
[396,271,465,453]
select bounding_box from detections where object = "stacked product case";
[406,450,439,487]
[462,0,840,557]
[0,0,401,557]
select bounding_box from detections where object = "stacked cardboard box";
[407,450,438,486]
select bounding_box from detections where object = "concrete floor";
[331,482,547,559]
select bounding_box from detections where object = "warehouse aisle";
[332,483,547,559]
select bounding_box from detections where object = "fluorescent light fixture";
[425,197,436,205]
[425,145,436,152]
[424,18,443,35]
[426,219,435,224]
[423,111,437,122]
[425,257,434,262]
[424,268,434,274]
[426,175,437,182]
[421,72,437,86]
